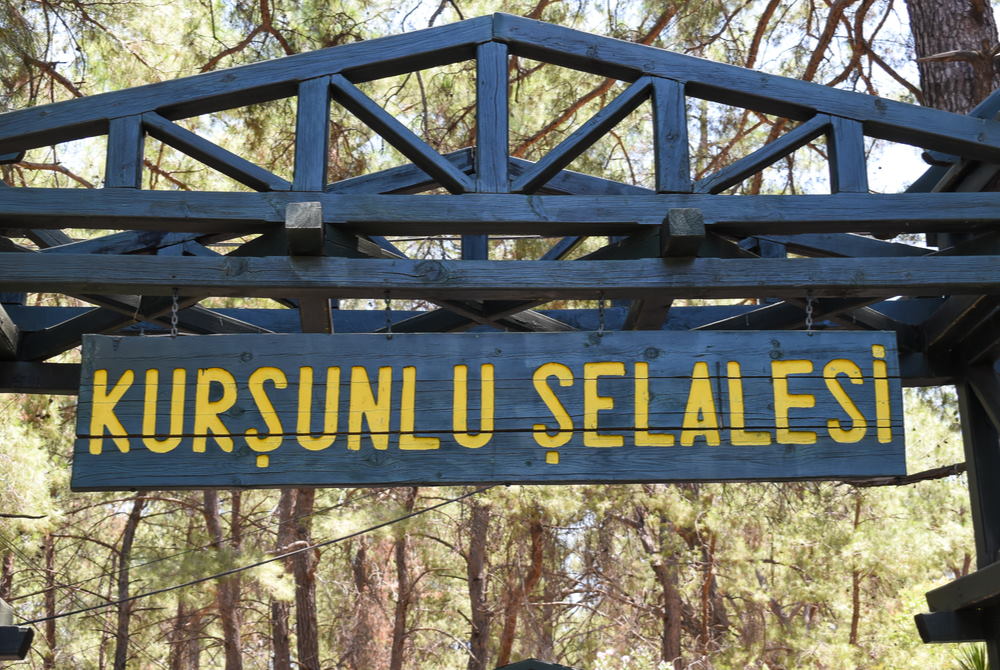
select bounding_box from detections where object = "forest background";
[0,0,998,668]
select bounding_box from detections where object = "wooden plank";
[914,611,987,643]
[17,296,272,361]
[491,13,1000,163]
[751,233,927,258]
[292,77,331,191]
[285,201,333,334]
[9,190,1000,237]
[104,115,144,188]
[511,77,652,194]
[40,230,206,255]
[925,296,1000,351]
[326,148,473,194]
[510,157,653,195]
[623,298,672,330]
[0,16,492,154]
[652,78,690,193]
[827,116,868,194]
[661,208,704,257]
[696,298,883,332]
[476,42,509,193]
[330,74,473,194]
[1,253,999,301]
[143,112,290,192]
[695,115,830,194]
[927,560,1000,612]
[0,303,18,360]
[957,381,1000,570]
[71,330,904,490]
[285,202,324,255]
[968,366,1000,434]
[959,309,1000,365]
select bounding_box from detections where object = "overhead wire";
[7,487,386,603]
[20,484,494,626]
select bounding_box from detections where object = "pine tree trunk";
[0,550,12,600]
[904,0,1000,113]
[42,533,56,670]
[389,487,417,670]
[465,500,491,670]
[293,487,320,670]
[112,496,145,670]
[271,488,295,670]
[204,490,243,670]
[496,514,544,667]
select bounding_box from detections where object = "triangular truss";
[3,12,1000,660]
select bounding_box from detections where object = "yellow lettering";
[772,360,817,444]
[681,361,720,446]
[142,368,186,453]
[348,366,392,450]
[296,366,340,451]
[532,363,574,448]
[246,367,287,452]
[89,368,134,454]
[400,366,439,450]
[872,345,892,443]
[726,362,771,445]
[634,362,674,446]
[453,364,494,448]
[192,368,237,452]
[584,362,625,447]
[824,359,867,443]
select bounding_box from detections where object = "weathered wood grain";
[0,16,492,153]
[104,115,144,189]
[491,13,1000,162]
[1,253,997,301]
[827,116,869,194]
[5,190,1000,237]
[293,77,331,191]
[72,330,904,489]
[652,78,691,193]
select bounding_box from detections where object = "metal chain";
[384,291,393,340]
[805,292,814,332]
[170,288,179,338]
[598,291,606,333]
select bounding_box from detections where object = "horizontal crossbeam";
[0,254,996,300]
[4,191,1000,237]
[927,560,1000,612]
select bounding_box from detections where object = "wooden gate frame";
[1,13,999,661]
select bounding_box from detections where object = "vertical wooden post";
[293,77,331,191]
[958,373,1000,667]
[105,115,144,188]
[827,116,868,194]
[468,42,509,260]
[652,78,691,193]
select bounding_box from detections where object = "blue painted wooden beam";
[0,16,493,153]
[5,190,1000,237]
[0,253,997,300]
[491,13,1000,163]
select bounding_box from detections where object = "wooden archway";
[1,13,1000,663]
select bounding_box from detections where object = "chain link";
[805,292,814,333]
[170,288,179,338]
[384,291,393,340]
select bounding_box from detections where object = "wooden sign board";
[72,331,905,490]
